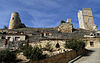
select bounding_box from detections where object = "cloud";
[88,0,100,3]
[94,14,100,18]
[18,0,61,10]
[0,0,100,30]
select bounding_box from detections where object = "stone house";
[84,32,100,48]
[6,34,26,42]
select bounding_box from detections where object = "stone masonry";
[9,12,26,29]
[58,18,73,33]
[78,8,97,31]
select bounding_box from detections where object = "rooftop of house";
[0,27,92,42]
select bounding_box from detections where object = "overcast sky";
[0,0,100,30]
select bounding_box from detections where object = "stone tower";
[9,12,26,29]
[78,8,97,31]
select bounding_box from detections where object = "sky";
[0,0,100,30]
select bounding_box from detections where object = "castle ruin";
[9,12,26,29]
[0,8,99,50]
[58,18,73,33]
[78,8,97,31]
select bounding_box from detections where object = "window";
[90,42,94,47]
[7,37,11,41]
[96,33,99,36]
[15,37,20,41]
[41,33,44,37]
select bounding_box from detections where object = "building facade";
[6,34,26,41]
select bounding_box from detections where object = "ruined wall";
[58,19,73,33]
[30,40,66,50]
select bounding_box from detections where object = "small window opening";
[90,42,94,47]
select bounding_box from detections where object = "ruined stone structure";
[0,8,99,50]
[58,18,73,33]
[9,12,26,29]
[78,8,97,31]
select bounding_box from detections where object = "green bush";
[19,42,30,52]
[0,49,16,63]
[22,43,46,61]
[45,42,53,52]
[65,39,85,51]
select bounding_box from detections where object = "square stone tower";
[78,8,97,31]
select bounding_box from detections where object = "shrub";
[65,39,85,51]
[0,49,16,63]
[19,42,30,52]
[22,43,46,61]
[45,42,53,52]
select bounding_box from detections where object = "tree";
[0,49,16,63]
[45,42,53,52]
[65,39,85,52]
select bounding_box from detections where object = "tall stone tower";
[78,8,97,31]
[9,12,26,29]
